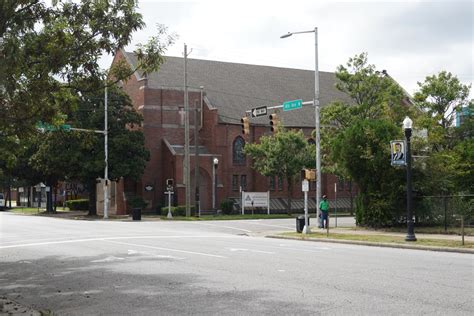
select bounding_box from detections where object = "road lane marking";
[105,240,227,258]
[241,222,293,229]
[227,248,275,254]
[0,235,234,250]
[192,222,252,233]
[127,249,185,260]
[91,256,125,263]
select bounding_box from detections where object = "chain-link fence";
[414,194,473,231]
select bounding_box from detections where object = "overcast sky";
[108,0,473,99]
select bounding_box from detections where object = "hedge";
[66,199,89,210]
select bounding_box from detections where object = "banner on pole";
[390,140,406,166]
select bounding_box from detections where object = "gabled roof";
[124,51,353,127]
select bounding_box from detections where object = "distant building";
[109,50,360,214]
[455,105,472,127]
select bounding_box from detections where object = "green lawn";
[376,226,474,236]
[281,231,474,249]
[156,214,293,221]
[11,207,70,214]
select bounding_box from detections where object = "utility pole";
[184,44,191,217]
[194,99,200,216]
[104,85,109,219]
[313,27,321,225]
[195,86,204,216]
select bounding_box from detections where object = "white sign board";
[242,192,269,207]
[302,179,309,192]
[241,191,270,215]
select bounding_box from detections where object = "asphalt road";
[0,212,472,315]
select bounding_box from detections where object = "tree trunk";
[287,176,293,215]
[53,185,57,212]
[7,182,12,209]
[45,179,55,213]
[27,186,31,207]
[88,179,97,216]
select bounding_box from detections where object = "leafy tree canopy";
[28,85,150,214]
[321,53,410,226]
[414,71,471,151]
[0,0,174,143]
[244,127,313,211]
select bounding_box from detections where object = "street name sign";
[251,106,267,118]
[283,99,302,111]
[36,122,71,132]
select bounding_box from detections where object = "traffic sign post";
[302,179,310,234]
[165,190,174,218]
[283,99,302,111]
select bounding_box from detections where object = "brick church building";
[108,49,358,214]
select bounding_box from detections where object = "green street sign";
[283,99,302,111]
[36,122,71,132]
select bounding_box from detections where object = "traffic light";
[302,169,316,181]
[269,113,279,133]
[241,116,250,135]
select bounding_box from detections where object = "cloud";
[110,0,473,98]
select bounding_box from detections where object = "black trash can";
[296,215,309,233]
[132,208,141,221]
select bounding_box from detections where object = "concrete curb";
[266,235,474,254]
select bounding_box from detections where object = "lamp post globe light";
[280,27,321,224]
[212,158,219,211]
[403,116,417,241]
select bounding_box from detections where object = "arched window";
[233,136,246,165]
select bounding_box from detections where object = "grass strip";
[281,231,474,249]
[157,214,293,221]
[11,207,70,214]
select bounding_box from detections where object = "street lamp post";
[281,27,321,224]
[403,116,417,241]
[212,158,219,211]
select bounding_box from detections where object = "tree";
[331,119,405,226]
[413,72,472,197]
[244,127,313,212]
[0,0,173,159]
[414,71,471,152]
[321,53,410,227]
[1,0,173,212]
[29,85,150,215]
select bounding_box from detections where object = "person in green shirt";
[319,195,329,228]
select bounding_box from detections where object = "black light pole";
[403,116,417,241]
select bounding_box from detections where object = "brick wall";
[113,53,356,211]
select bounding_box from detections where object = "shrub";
[128,196,148,209]
[66,199,89,210]
[160,205,195,216]
[355,193,394,228]
[220,199,234,215]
